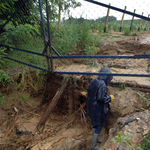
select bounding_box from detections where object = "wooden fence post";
[119,6,127,32]
[144,14,150,31]
[130,9,136,31]
[138,12,144,31]
[104,3,111,33]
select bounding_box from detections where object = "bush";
[123,27,130,36]
[112,23,120,31]
[84,45,97,55]
[0,69,12,87]
[0,21,41,46]
[52,23,103,55]
[52,25,78,55]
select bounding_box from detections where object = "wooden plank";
[36,76,70,130]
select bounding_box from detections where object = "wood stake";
[144,14,150,31]
[138,12,144,31]
[130,9,136,31]
[36,76,70,130]
[119,6,127,32]
[104,3,111,33]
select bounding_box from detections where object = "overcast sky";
[69,0,150,20]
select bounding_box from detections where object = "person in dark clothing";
[87,67,115,150]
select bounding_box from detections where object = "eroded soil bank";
[0,32,150,150]
[0,73,150,150]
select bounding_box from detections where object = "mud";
[0,32,150,150]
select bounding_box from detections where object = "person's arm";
[96,86,112,104]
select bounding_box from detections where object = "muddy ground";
[0,31,150,150]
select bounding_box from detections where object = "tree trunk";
[58,5,61,27]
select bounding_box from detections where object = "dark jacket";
[87,67,113,127]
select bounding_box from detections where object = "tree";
[0,0,39,26]
[54,0,81,26]
[95,16,117,23]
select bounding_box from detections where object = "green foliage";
[0,22,41,45]
[52,25,78,55]
[118,84,126,91]
[95,16,117,23]
[0,47,7,69]
[131,24,138,31]
[107,23,112,32]
[77,23,103,48]
[123,27,131,36]
[112,131,124,144]
[132,32,138,36]
[87,61,98,68]
[84,45,97,55]
[141,131,150,150]
[98,23,105,33]
[52,23,103,55]
[112,23,120,31]
[50,23,57,36]
[0,70,12,87]
[112,131,142,150]
[137,92,150,108]
[19,95,30,101]
[101,33,111,37]
[0,93,6,105]
[77,22,90,48]
[0,0,39,25]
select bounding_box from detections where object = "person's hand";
[112,95,115,100]
[110,95,115,103]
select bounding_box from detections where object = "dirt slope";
[0,32,150,150]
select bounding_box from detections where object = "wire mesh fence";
[0,0,150,81]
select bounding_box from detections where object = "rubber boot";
[92,128,104,143]
[91,133,100,150]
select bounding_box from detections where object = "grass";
[141,131,150,150]
[101,33,112,37]
[87,61,98,68]
[0,19,150,77]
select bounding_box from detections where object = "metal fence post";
[39,0,51,71]
[45,0,53,73]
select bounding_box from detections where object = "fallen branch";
[36,76,70,130]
